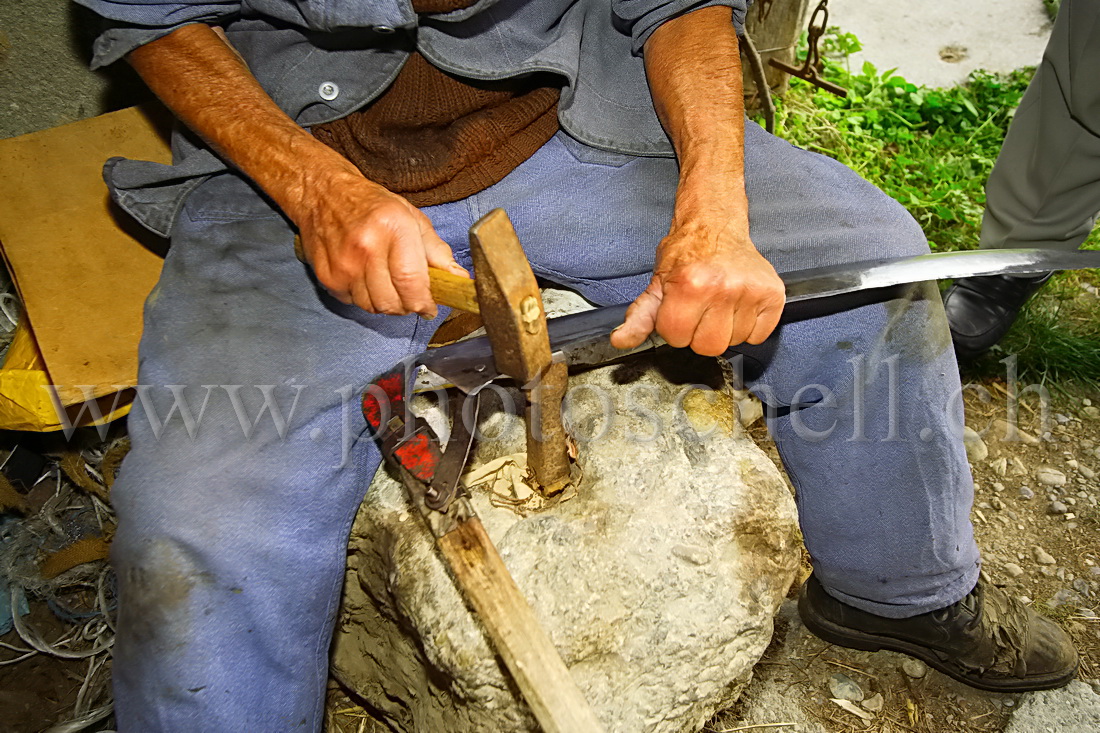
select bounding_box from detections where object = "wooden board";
[0,105,171,401]
[438,517,605,733]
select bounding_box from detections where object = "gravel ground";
[712,385,1100,733]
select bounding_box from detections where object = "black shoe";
[942,272,1052,360]
[798,574,1079,692]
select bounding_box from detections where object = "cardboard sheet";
[0,105,171,426]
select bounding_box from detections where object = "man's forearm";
[611,6,782,355]
[126,23,466,317]
[127,23,355,224]
[643,6,748,232]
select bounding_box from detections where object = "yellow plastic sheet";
[0,322,131,432]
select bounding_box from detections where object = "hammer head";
[468,209,552,386]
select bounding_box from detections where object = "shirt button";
[318,82,340,101]
[372,25,396,34]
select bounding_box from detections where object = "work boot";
[798,574,1079,692]
[942,272,1053,360]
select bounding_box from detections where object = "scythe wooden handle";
[438,518,606,733]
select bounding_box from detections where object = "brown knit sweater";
[311,0,562,207]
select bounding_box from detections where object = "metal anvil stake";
[406,207,575,494]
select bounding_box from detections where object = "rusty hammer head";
[468,209,552,386]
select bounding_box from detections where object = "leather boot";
[942,272,1053,360]
[798,574,1079,692]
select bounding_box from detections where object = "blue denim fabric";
[110,124,980,731]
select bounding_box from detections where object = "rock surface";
[1036,467,1067,488]
[721,601,829,733]
[901,659,927,679]
[963,426,989,462]
[1032,546,1057,566]
[1004,681,1100,733]
[332,352,801,732]
[827,673,863,702]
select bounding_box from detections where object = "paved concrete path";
[829,0,1053,88]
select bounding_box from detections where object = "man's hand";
[621,6,785,356]
[611,216,784,356]
[293,160,468,319]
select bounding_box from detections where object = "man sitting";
[75,0,1078,729]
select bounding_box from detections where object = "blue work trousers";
[109,124,980,731]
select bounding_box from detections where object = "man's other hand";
[294,161,469,319]
[610,218,784,356]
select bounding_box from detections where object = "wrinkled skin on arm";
[611,6,785,356]
[127,24,468,319]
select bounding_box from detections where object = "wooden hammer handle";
[293,235,479,313]
[428,267,480,314]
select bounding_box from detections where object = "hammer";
[294,210,573,494]
[293,236,481,314]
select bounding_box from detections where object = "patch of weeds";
[964,274,1100,386]
[1035,597,1077,625]
[767,28,1100,388]
[765,30,1035,252]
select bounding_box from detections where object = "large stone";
[1004,681,1100,733]
[332,352,801,732]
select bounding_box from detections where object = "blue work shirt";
[74,0,748,236]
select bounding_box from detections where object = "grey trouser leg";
[981,0,1100,251]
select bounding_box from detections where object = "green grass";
[770,35,1034,252]
[764,30,1100,387]
[964,272,1100,386]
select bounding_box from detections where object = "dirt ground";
[0,604,85,731]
